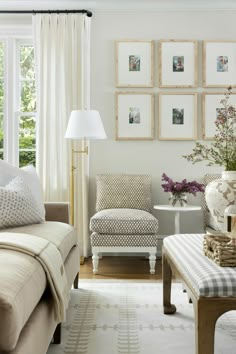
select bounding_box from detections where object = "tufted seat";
[89,174,159,274]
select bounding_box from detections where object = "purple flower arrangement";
[161,173,205,196]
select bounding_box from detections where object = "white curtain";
[33,14,91,257]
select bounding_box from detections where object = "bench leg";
[92,252,99,274]
[162,251,176,314]
[194,300,218,354]
[149,252,156,274]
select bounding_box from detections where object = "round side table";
[153,205,201,234]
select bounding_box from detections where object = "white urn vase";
[205,171,236,232]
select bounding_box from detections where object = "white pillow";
[0,175,45,229]
[0,160,45,220]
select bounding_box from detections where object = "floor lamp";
[64,110,107,227]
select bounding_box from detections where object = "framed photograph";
[202,92,236,139]
[158,92,197,140]
[203,41,236,87]
[115,40,154,87]
[159,40,197,87]
[115,92,154,140]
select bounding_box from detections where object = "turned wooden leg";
[149,252,156,274]
[162,250,176,314]
[92,252,99,274]
[53,323,61,344]
[73,272,79,289]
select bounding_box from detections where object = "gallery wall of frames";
[115,39,236,141]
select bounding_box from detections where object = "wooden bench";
[162,233,236,354]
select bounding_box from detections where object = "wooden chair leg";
[162,251,176,314]
[53,323,61,344]
[73,272,79,289]
[149,252,156,274]
[92,252,99,274]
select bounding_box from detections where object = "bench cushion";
[163,233,236,297]
[90,209,159,235]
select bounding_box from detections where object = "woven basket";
[203,234,236,267]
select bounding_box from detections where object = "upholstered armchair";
[89,174,159,274]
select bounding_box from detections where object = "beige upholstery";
[90,174,159,274]
[0,202,80,354]
[1,221,77,261]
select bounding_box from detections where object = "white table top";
[153,205,201,212]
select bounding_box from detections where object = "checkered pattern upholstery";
[164,233,236,297]
[90,209,159,235]
[90,233,159,247]
[95,174,152,212]
[201,174,221,231]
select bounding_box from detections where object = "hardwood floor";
[79,256,163,280]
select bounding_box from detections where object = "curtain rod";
[0,9,93,17]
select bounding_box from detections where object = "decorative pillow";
[0,175,45,229]
[0,160,45,220]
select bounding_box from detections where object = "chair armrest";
[44,202,70,224]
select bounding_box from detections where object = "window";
[0,37,36,167]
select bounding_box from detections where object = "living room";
[0,0,236,353]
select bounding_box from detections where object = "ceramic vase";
[205,171,236,232]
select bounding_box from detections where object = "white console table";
[153,205,201,234]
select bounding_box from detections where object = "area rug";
[47,280,236,354]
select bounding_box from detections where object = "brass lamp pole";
[65,110,107,227]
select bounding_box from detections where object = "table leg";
[174,211,180,234]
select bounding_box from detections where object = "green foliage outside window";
[0,44,36,166]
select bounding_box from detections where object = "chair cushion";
[164,233,236,297]
[90,208,158,235]
[95,174,152,212]
[0,221,77,262]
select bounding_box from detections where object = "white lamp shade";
[65,110,107,140]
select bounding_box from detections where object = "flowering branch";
[183,87,236,171]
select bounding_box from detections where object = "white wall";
[89,9,235,235]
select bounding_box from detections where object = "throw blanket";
[0,232,69,322]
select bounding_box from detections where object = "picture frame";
[115,40,154,87]
[203,41,236,87]
[202,92,236,139]
[115,92,154,140]
[158,92,197,140]
[159,40,198,88]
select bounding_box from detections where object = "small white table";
[153,205,201,234]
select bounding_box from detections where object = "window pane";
[19,151,35,167]
[19,115,36,166]
[21,80,36,112]
[20,45,35,80]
